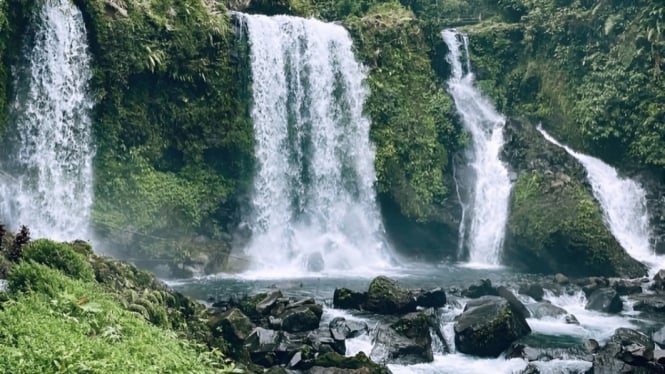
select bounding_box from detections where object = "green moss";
[345,2,462,222]
[506,170,646,277]
[74,0,253,263]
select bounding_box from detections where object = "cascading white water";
[0,0,94,241]
[537,126,663,273]
[238,14,391,275]
[442,30,512,267]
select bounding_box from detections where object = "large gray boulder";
[454,296,531,357]
[585,288,623,314]
[371,312,433,364]
[365,276,416,315]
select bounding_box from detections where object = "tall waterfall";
[237,14,391,276]
[442,30,512,267]
[537,127,663,273]
[0,0,94,241]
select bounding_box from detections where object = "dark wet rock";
[280,304,323,333]
[329,317,368,342]
[527,301,567,319]
[611,278,644,296]
[454,296,531,357]
[631,294,665,314]
[244,327,301,366]
[462,279,498,298]
[371,312,433,364]
[585,339,600,354]
[565,314,580,325]
[593,328,654,374]
[333,288,368,310]
[365,276,416,315]
[507,342,591,363]
[414,287,447,308]
[518,283,545,301]
[307,352,392,374]
[497,286,530,319]
[651,270,665,292]
[578,276,610,297]
[585,288,623,314]
[256,290,284,315]
[307,329,346,355]
[208,307,254,343]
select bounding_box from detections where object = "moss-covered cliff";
[0,0,662,274]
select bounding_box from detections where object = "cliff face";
[0,0,662,275]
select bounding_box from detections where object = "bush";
[22,239,94,281]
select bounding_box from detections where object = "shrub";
[22,239,94,281]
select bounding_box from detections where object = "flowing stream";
[0,0,94,241]
[442,29,512,267]
[237,14,392,277]
[537,126,663,273]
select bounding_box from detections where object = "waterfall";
[537,126,663,273]
[442,29,512,267]
[0,0,94,242]
[237,14,392,275]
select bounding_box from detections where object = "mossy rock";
[365,276,416,315]
[505,170,647,278]
[312,351,391,374]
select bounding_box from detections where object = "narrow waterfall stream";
[538,126,663,273]
[237,14,392,276]
[442,30,512,267]
[0,0,94,241]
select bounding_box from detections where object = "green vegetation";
[0,231,236,373]
[72,0,253,265]
[506,170,646,277]
[345,2,461,221]
[463,0,665,169]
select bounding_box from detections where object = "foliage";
[345,2,461,221]
[1,261,235,373]
[72,0,254,262]
[22,239,94,281]
[465,0,665,168]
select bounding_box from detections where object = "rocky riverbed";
[198,271,665,373]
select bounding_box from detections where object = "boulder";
[593,328,655,374]
[256,290,283,315]
[527,301,567,319]
[611,278,644,295]
[365,276,416,315]
[414,287,446,308]
[462,279,498,298]
[518,283,545,301]
[307,352,392,374]
[208,307,254,343]
[244,327,303,367]
[631,294,665,314]
[501,121,648,278]
[280,304,323,333]
[555,273,569,285]
[371,312,433,364]
[454,296,531,357]
[497,286,530,319]
[329,317,368,342]
[307,329,346,355]
[333,288,367,310]
[585,288,623,314]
